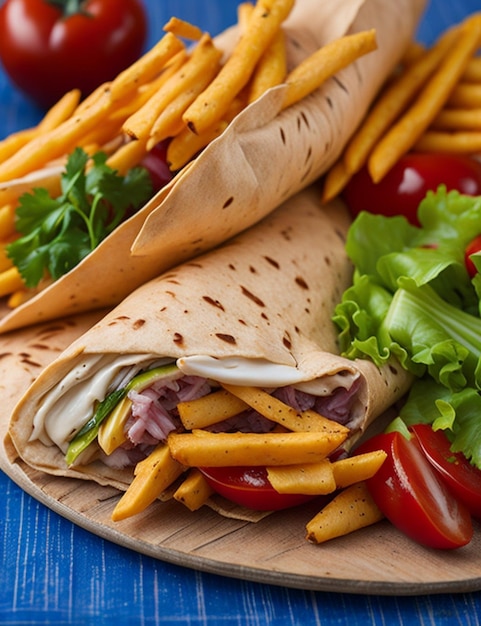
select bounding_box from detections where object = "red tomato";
[199,466,316,511]
[140,141,173,193]
[411,424,481,520]
[0,0,147,108]
[342,153,481,226]
[464,234,481,278]
[356,431,473,549]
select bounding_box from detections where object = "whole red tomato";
[342,153,481,226]
[0,0,147,108]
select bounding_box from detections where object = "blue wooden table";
[1,1,481,624]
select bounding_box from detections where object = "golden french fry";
[0,240,15,273]
[331,450,387,488]
[306,482,384,544]
[369,14,481,182]
[37,89,82,131]
[0,129,38,164]
[0,266,25,298]
[221,383,349,435]
[447,82,481,108]
[0,204,15,240]
[7,289,31,309]
[343,27,459,175]
[463,56,481,82]
[414,129,481,153]
[124,34,222,141]
[177,389,249,430]
[247,26,287,103]
[267,460,336,495]
[0,87,112,182]
[430,106,481,130]
[400,41,426,66]
[173,468,214,511]
[109,32,185,102]
[168,429,347,467]
[321,158,352,203]
[237,2,254,30]
[283,29,377,110]
[163,16,203,41]
[106,138,150,177]
[111,443,185,521]
[97,396,131,455]
[147,51,223,147]
[183,0,295,134]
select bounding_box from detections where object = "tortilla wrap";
[8,186,413,501]
[0,0,425,334]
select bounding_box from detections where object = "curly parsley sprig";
[6,147,153,288]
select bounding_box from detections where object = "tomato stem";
[46,0,92,18]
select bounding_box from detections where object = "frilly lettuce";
[334,186,481,466]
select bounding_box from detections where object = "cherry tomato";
[464,234,481,278]
[342,153,481,226]
[356,431,473,549]
[410,424,481,520]
[140,141,173,194]
[0,0,147,108]
[199,466,316,511]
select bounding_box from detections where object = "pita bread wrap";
[0,0,425,334]
[8,186,412,502]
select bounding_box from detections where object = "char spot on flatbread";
[202,296,225,311]
[132,319,146,330]
[173,333,184,345]
[215,333,236,345]
[0,352,12,360]
[223,197,234,209]
[228,263,236,271]
[279,127,286,145]
[30,343,52,351]
[389,364,400,376]
[280,227,293,241]
[240,286,265,307]
[264,256,280,269]
[333,76,348,94]
[249,266,257,274]
[295,276,309,289]
[282,332,292,350]
[325,96,334,109]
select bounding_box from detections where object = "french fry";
[168,429,347,467]
[0,87,113,182]
[400,41,426,66]
[368,14,481,182]
[331,450,387,488]
[306,482,384,544]
[177,388,249,430]
[0,204,15,240]
[106,137,150,177]
[183,0,295,135]
[282,29,378,110]
[430,107,481,130]
[342,27,459,176]
[321,158,352,203]
[109,32,185,102]
[37,89,82,131]
[447,82,481,108]
[220,383,349,435]
[123,34,222,141]
[463,56,481,82]
[111,443,185,521]
[414,129,481,153]
[7,289,31,309]
[163,16,203,41]
[173,468,214,511]
[0,267,25,298]
[247,25,287,103]
[267,460,336,495]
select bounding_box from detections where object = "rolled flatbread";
[0,0,425,333]
[8,185,412,496]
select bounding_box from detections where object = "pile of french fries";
[323,11,481,201]
[108,383,386,544]
[0,0,376,308]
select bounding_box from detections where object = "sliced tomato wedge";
[356,431,473,549]
[199,466,316,511]
[410,424,481,520]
